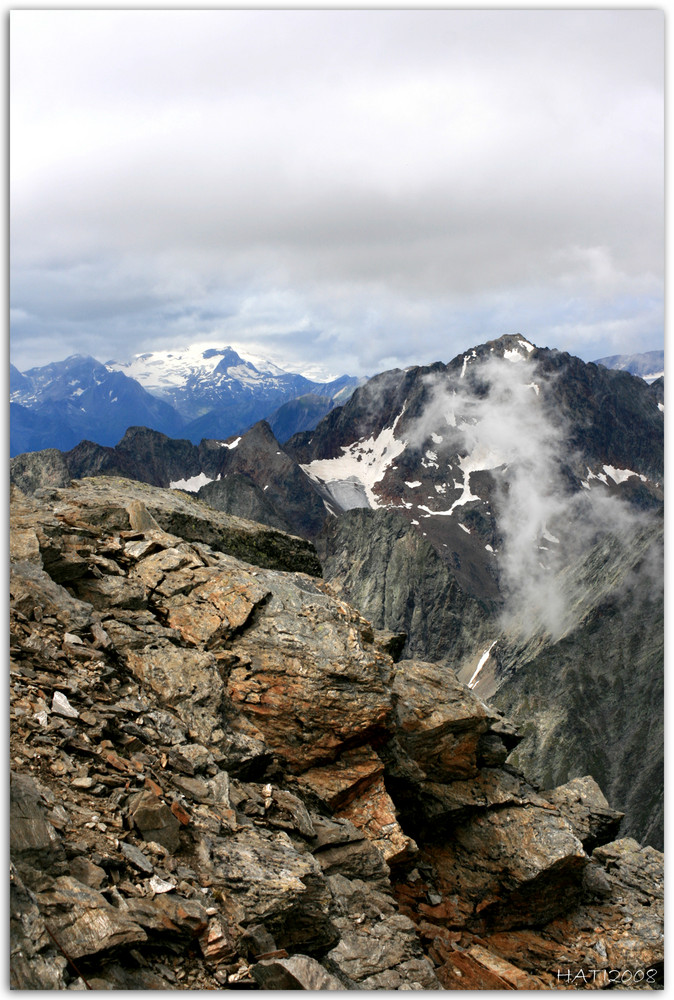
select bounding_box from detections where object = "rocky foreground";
[10,477,663,990]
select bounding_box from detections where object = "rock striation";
[10,477,663,989]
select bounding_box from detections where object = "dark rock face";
[7,447,72,495]
[198,421,328,538]
[650,375,664,406]
[10,770,68,883]
[9,478,663,989]
[316,508,497,664]
[489,520,664,850]
[531,349,663,482]
[198,475,293,533]
[70,427,202,486]
[266,393,337,442]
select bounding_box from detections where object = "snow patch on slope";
[582,465,647,488]
[504,348,525,363]
[468,641,497,690]
[603,465,647,485]
[301,407,407,510]
[170,473,213,492]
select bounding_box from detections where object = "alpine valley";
[9,335,664,989]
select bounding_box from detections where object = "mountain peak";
[466,333,537,361]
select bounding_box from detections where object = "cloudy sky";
[10,9,664,378]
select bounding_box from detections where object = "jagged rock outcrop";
[14,475,321,577]
[10,478,663,989]
[198,420,328,538]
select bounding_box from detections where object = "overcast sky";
[10,9,664,378]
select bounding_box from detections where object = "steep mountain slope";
[316,508,497,666]
[266,394,337,442]
[9,478,663,989]
[593,348,664,383]
[460,518,664,849]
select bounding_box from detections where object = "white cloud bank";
[10,9,664,374]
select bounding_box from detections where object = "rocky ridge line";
[10,478,663,989]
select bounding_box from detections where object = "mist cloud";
[412,354,659,640]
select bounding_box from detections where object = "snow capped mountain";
[106,344,359,426]
[284,334,663,616]
[11,354,110,406]
[107,345,289,401]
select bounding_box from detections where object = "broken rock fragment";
[35,876,148,960]
[251,953,345,990]
[392,659,492,781]
[128,790,181,853]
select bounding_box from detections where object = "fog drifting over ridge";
[412,355,660,640]
[10,9,663,376]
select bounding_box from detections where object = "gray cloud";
[10,10,664,375]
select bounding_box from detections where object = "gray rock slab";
[252,954,345,990]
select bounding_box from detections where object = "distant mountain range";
[593,349,664,383]
[9,345,363,456]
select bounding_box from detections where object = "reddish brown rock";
[428,804,587,931]
[300,744,417,863]
[199,919,238,964]
[298,744,385,810]
[391,660,493,781]
[437,949,519,990]
[227,592,393,772]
